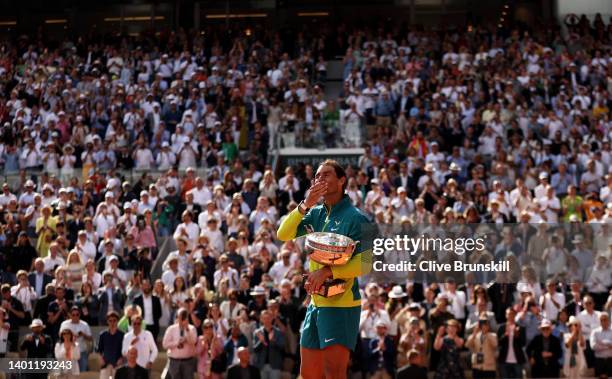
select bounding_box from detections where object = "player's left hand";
[304,267,332,294]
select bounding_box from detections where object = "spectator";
[526,319,563,378]
[590,312,612,379]
[252,310,285,379]
[97,271,125,326]
[367,320,396,379]
[433,319,464,379]
[115,346,149,379]
[465,316,498,379]
[227,346,261,379]
[20,319,53,376]
[497,308,526,379]
[28,258,53,298]
[396,349,427,379]
[121,314,157,371]
[133,279,162,340]
[54,327,81,379]
[59,306,93,372]
[163,308,198,379]
[196,318,225,379]
[98,311,125,379]
[563,316,587,378]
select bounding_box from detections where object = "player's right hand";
[304,180,328,208]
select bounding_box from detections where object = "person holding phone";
[277,160,372,379]
[433,319,465,379]
[466,316,498,379]
[163,308,198,379]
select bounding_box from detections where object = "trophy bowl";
[304,232,357,266]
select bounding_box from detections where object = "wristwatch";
[298,201,310,215]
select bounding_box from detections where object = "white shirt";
[142,295,154,325]
[76,240,97,263]
[359,309,391,339]
[541,292,566,321]
[268,261,291,285]
[59,319,92,352]
[443,290,467,319]
[577,310,601,337]
[173,222,200,250]
[122,329,158,368]
[43,255,65,274]
[213,268,239,290]
[191,187,212,207]
[10,285,37,312]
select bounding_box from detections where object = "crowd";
[0,10,610,379]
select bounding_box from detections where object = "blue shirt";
[97,329,125,366]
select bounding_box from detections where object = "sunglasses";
[133,321,142,325]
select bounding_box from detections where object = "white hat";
[250,286,266,296]
[539,319,552,329]
[539,172,548,180]
[388,285,407,299]
[29,319,45,329]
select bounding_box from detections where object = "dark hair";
[320,159,347,192]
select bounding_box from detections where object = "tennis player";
[277,159,372,379]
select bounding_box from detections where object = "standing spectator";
[563,316,587,378]
[20,318,52,379]
[466,316,498,379]
[98,311,125,379]
[577,295,601,368]
[526,319,563,378]
[252,310,285,379]
[115,346,149,379]
[227,346,261,379]
[133,279,162,340]
[195,318,225,379]
[97,271,125,325]
[396,349,427,379]
[59,306,93,372]
[367,320,396,379]
[590,312,612,379]
[497,308,526,379]
[28,258,53,298]
[433,319,464,379]
[163,308,198,379]
[54,327,81,379]
[46,286,71,343]
[121,314,158,371]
